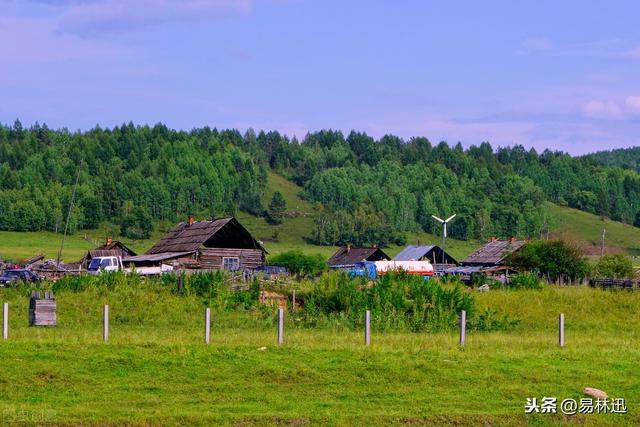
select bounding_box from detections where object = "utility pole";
[57,165,81,268]
[600,228,606,257]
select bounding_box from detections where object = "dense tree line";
[586,147,640,173]
[0,121,265,234]
[2,120,640,244]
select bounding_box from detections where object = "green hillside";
[548,203,640,255]
[241,171,477,260]
[3,173,640,264]
[0,172,477,263]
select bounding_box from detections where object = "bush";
[506,272,545,290]
[298,271,481,332]
[593,254,635,279]
[266,191,286,225]
[268,250,327,277]
[508,239,589,282]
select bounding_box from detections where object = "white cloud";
[582,100,624,119]
[579,95,640,119]
[625,95,640,114]
[621,47,640,59]
[25,0,252,37]
[520,37,640,60]
[0,17,128,62]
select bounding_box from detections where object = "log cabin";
[82,238,137,269]
[327,245,391,269]
[124,216,266,271]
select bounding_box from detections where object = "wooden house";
[327,245,391,268]
[124,216,266,271]
[82,238,137,268]
[394,245,457,271]
[460,238,526,267]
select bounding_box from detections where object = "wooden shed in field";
[327,245,391,269]
[125,216,266,271]
[82,238,137,268]
[461,238,526,267]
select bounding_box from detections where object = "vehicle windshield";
[88,258,112,271]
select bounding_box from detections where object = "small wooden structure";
[127,216,267,271]
[461,237,526,267]
[82,238,137,269]
[29,291,57,327]
[327,245,391,269]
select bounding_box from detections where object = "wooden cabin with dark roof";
[460,238,526,267]
[327,246,391,268]
[124,216,266,271]
[82,238,137,268]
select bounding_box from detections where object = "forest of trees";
[2,120,640,245]
[586,147,640,173]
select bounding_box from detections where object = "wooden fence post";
[278,308,284,345]
[558,313,565,347]
[365,310,371,346]
[459,310,466,346]
[292,290,296,310]
[2,302,7,341]
[205,307,211,344]
[103,305,109,342]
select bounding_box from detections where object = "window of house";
[222,257,240,271]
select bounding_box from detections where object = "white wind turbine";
[431,214,456,264]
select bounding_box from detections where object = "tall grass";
[297,272,474,331]
[12,271,521,333]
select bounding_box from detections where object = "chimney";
[188,215,195,226]
[346,244,351,253]
[509,236,516,243]
[372,244,377,249]
[106,236,113,245]
[490,236,497,242]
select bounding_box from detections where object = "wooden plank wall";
[199,248,265,270]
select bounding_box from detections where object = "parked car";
[87,256,124,275]
[0,269,40,286]
[87,256,173,276]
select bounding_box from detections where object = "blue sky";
[2,0,640,154]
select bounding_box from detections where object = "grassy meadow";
[0,280,638,425]
[548,203,640,255]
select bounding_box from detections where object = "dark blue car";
[0,269,40,286]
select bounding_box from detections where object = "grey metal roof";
[394,245,437,261]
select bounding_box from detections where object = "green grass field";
[0,283,638,425]
[548,203,640,255]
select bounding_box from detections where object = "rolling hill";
[2,172,640,264]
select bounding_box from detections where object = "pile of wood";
[589,278,637,290]
[27,259,81,280]
[29,291,57,327]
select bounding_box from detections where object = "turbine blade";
[431,215,444,223]
[446,214,457,222]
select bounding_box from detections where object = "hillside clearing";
[549,203,640,255]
